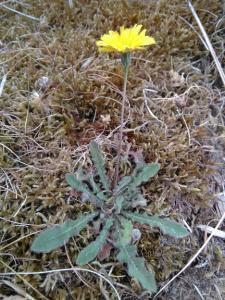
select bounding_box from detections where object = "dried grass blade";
[188,1,225,87]
[0,74,7,97]
[0,3,40,21]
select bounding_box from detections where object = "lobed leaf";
[118,247,156,292]
[76,218,114,265]
[90,141,110,191]
[124,212,189,238]
[115,221,156,291]
[31,213,98,253]
[116,242,156,292]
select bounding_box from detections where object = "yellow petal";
[96,24,156,53]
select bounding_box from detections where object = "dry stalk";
[188,1,225,87]
[113,59,129,188]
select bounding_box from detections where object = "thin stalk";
[113,63,129,188]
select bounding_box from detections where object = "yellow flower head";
[96,24,156,53]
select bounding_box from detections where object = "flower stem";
[113,53,130,189]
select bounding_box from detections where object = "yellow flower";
[96,24,156,53]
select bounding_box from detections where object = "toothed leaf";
[66,174,92,195]
[76,218,113,265]
[114,164,159,195]
[90,142,110,191]
[131,163,160,188]
[116,223,156,292]
[31,213,98,253]
[124,212,189,238]
[88,174,100,194]
[117,245,156,292]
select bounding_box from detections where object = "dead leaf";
[97,243,113,261]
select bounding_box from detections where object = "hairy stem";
[113,54,130,188]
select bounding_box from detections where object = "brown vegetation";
[0,0,224,299]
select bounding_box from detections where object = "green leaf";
[132,163,160,188]
[76,218,114,265]
[66,174,104,206]
[116,243,156,292]
[96,191,107,201]
[115,195,125,213]
[114,163,159,198]
[116,218,133,248]
[90,141,110,191]
[66,174,92,195]
[115,221,156,291]
[31,213,98,253]
[88,174,100,194]
[131,193,147,208]
[124,212,189,238]
[114,176,132,194]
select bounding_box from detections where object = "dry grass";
[0,0,225,299]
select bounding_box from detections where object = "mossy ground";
[0,0,225,299]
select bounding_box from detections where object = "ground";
[0,0,225,299]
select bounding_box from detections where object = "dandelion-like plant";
[31,25,189,295]
[96,24,156,186]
